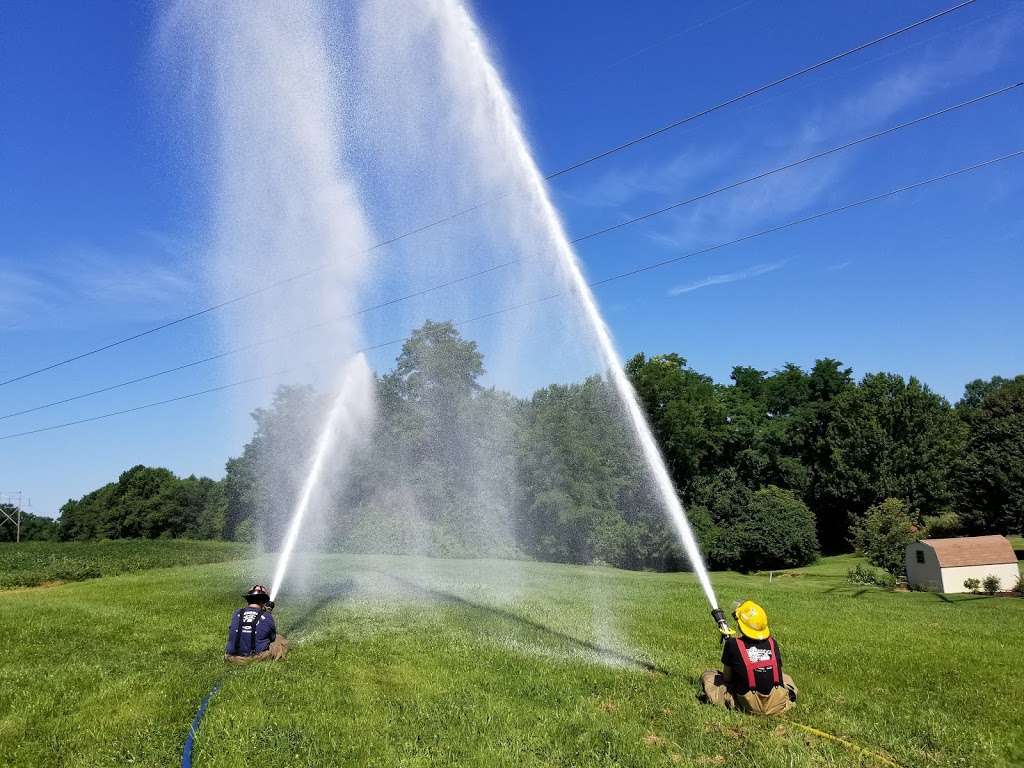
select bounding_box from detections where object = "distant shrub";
[963,577,981,594]
[848,562,875,585]
[852,498,916,576]
[848,562,896,589]
[1014,573,1024,596]
[982,575,1001,596]
[920,510,961,539]
[879,571,898,589]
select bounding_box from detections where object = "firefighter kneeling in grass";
[700,600,797,716]
[224,584,289,664]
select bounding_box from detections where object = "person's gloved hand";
[266,600,275,612]
[718,625,735,642]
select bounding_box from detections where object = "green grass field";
[1,551,1021,767]
[0,540,248,589]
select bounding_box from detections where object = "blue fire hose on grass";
[182,681,221,768]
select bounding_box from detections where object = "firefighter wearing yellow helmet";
[699,599,798,716]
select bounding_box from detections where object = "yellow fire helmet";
[732,599,770,640]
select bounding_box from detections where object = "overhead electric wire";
[544,0,977,179]
[0,259,517,421]
[0,0,977,390]
[3,147,1020,442]
[683,3,1020,132]
[0,336,412,443]
[587,149,1024,285]
[0,376,277,440]
[570,80,1021,244]
[3,80,1017,423]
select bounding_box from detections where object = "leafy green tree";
[517,376,681,569]
[390,320,484,410]
[62,316,1011,575]
[695,479,818,571]
[687,470,750,567]
[954,376,1024,534]
[852,497,916,576]
[223,449,259,541]
[764,363,810,416]
[730,366,767,402]
[815,374,965,548]
[958,376,1010,411]
[807,358,854,402]
[735,486,819,570]
[369,321,518,556]
[222,385,330,547]
[57,466,224,541]
[164,475,227,539]
[625,353,726,491]
[920,510,961,539]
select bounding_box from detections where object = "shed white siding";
[939,563,1021,593]
[905,536,1020,593]
[905,542,942,591]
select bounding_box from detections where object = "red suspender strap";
[767,637,781,685]
[735,637,780,689]
[734,638,757,689]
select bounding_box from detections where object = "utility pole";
[0,491,23,543]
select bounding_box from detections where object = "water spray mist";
[269,355,376,601]
[436,0,723,620]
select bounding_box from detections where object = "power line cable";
[571,80,1021,244]
[682,3,1019,130]
[544,0,978,179]
[0,335,412,443]
[2,147,1019,442]
[3,80,1017,422]
[587,149,1024,285]
[0,1,977,390]
[0,260,516,421]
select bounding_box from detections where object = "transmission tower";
[0,491,23,543]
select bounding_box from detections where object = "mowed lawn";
[1,552,1021,767]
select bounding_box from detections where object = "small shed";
[905,535,1019,593]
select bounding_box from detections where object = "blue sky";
[2,0,1022,517]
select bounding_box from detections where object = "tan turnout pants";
[225,635,289,664]
[700,670,797,716]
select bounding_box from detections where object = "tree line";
[31,321,1023,573]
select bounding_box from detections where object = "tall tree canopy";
[59,465,224,540]
[814,374,966,546]
[954,376,1024,534]
[55,321,1020,571]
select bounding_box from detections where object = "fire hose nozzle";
[711,608,733,638]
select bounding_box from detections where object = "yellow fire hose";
[784,719,904,768]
